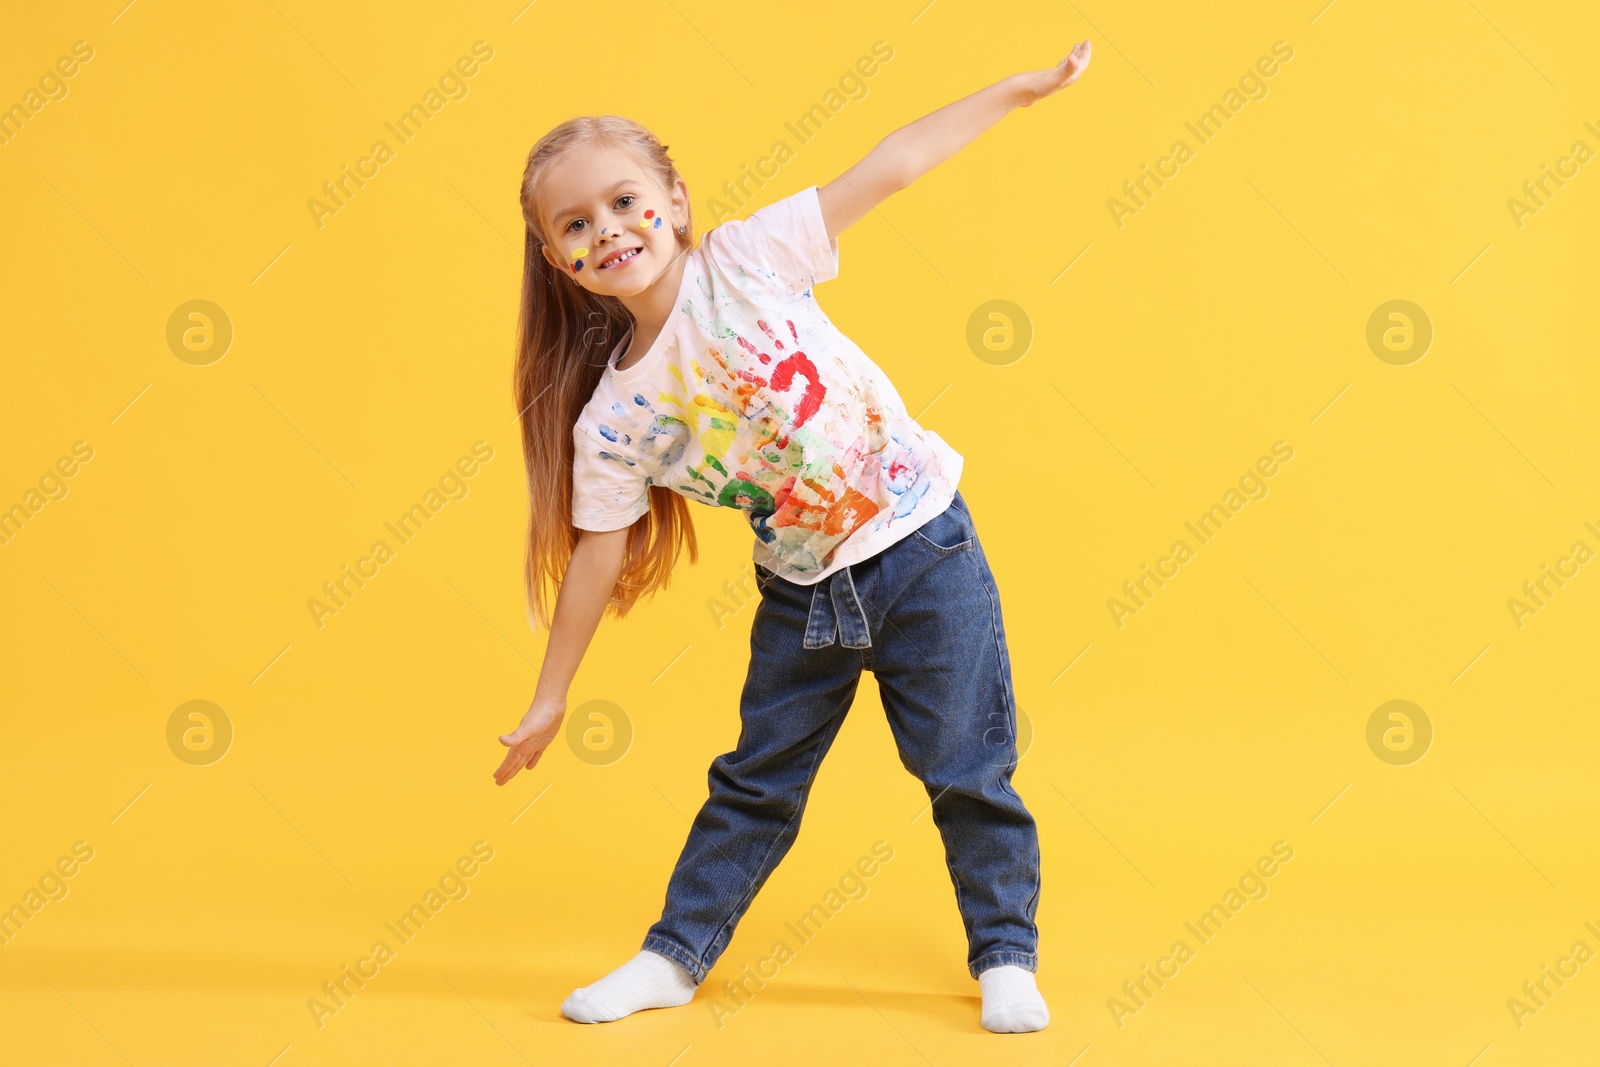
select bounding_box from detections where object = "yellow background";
[2,0,1596,1064]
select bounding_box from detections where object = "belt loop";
[803,577,837,649]
[831,567,873,649]
[801,567,873,649]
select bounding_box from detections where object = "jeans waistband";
[803,566,872,649]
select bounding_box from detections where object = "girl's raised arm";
[817,41,1093,243]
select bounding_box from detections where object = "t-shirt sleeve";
[702,184,839,305]
[570,420,650,531]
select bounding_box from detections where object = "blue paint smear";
[645,417,690,466]
[891,474,931,518]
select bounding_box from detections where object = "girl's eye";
[564,195,634,234]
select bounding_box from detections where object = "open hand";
[1018,40,1093,106]
[494,696,566,786]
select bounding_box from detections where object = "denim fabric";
[641,489,1041,982]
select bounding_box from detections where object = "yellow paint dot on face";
[571,247,588,260]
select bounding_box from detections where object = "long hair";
[514,116,699,631]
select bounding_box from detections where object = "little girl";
[494,42,1093,1034]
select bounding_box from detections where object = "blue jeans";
[641,489,1042,982]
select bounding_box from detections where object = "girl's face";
[538,146,685,296]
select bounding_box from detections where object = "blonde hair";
[514,115,700,630]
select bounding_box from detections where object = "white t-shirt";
[569,184,963,586]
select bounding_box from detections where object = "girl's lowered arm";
[493,525,630,786]
[817,41,1093,243]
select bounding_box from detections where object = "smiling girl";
[495,41,1092,1033]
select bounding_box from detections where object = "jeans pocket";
[755,561,797,597]
[912,498,974,554]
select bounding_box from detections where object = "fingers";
[1064,41,1090,64]
[1058,41,1090,63]
[493,753,521,785]
[1059,41,1092,86]
[494,744,528,780]
[492,741,548,786]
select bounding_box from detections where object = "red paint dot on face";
[643,209,655,219]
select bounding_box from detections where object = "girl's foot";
[560,949,698,1023]
[978,964,1049,1033]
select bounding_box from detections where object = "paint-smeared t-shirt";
[569,184,963,586]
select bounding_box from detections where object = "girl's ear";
[670,177,691,230]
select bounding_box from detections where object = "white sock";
[560,949,698,1023]
[979,964,1049,1033]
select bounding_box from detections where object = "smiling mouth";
[598,246,643,269]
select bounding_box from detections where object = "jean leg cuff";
[970,950,1038,979]
[641,935,708,984]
